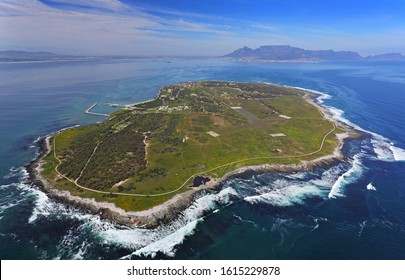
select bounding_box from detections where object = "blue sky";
[1,0,405,55]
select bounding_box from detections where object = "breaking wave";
[291,85,405,163]
[240,161,351,208]
[2,165,243,259]
[1,168,33,215]
[28,188,54,223]
[390,145,405,161]
[2,167,67,224]
[99,187,240,259]
[244,182,325,207]
[328,154,364,199]
[370,136,405,162]
[3,166,24,180]
[367,183,377,191]
[289,86,332,104]
[130,220,198,258]
[324,101,405,163]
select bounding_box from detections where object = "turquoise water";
[0,59,404,259]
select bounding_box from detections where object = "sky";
[1,0,405,56]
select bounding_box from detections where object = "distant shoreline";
[27,84,362,229]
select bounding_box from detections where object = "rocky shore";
[27,89,363,229]
[28,135,218,228]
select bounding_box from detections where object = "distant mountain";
[0,50,81,62]
[0,50,175,62]
[366,53,405,61]
[223,45,405,62]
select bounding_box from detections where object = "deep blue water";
[0,59,404,259]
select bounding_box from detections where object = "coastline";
[27,86,362,229]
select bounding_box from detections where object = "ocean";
[0,59,404,259]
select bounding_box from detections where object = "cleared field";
[41,81,340,211]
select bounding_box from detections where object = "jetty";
[85,103,110,117]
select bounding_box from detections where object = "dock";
[85,103,110,117]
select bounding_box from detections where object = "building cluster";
[158,105,190,112]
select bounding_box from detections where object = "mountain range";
[0,51,147,62]
[0,51,82,62]
[223,45,405,62]
[1,47,405,62]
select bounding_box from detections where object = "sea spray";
[244,182,326,207]
[390,145,405,161]
[292,85,405,163]
[328,154,364,199]
[366,183,377,191]
[102,188,239,258]
[131,220,198,258]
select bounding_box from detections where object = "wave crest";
[328,154,364,199]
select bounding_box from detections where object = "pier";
[84,103,110,117]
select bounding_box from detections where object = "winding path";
[51,96,339,197]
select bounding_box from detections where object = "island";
[29,81,356,228]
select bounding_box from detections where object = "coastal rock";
[26,87,362,229]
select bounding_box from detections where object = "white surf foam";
[29,136,44,150]
[1,168,52,218]
[241,162,347,207]
[320,98,404,162]
[244,180,326,207]
[288,86,367,133]
[289,86,332,104]
[390,145,405,161]
[328,155,364,199]
[310,217,329,233]
[369,137,405,162]
[71,242,90,260]
[18,180,88,225]
[3,167,21,179]
[216,187,238,204]
[109,219,199,259]
[2,167,96,225]
[367,183,377,191]
[358,221,367,237]
[289,85,405,163]
[4,169,58,224]
[103,188,239,259]
[234,215,259,228]
[284,172,308,180]
[131,220,198,258]
[0,195,27,215]
[370,138,394,160]
[28,189,53,223]
[311,164,346,188]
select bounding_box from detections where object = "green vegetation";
[41,81,342,211]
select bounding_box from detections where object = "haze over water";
[0,59,405,259]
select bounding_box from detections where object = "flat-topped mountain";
[223,45,405,62]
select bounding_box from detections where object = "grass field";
[41,81,342,211]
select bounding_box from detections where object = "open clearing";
[207,131,220,137]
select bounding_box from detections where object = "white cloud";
[36,0,128,11]
[0,0,243,55]
[0,0,403,56]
